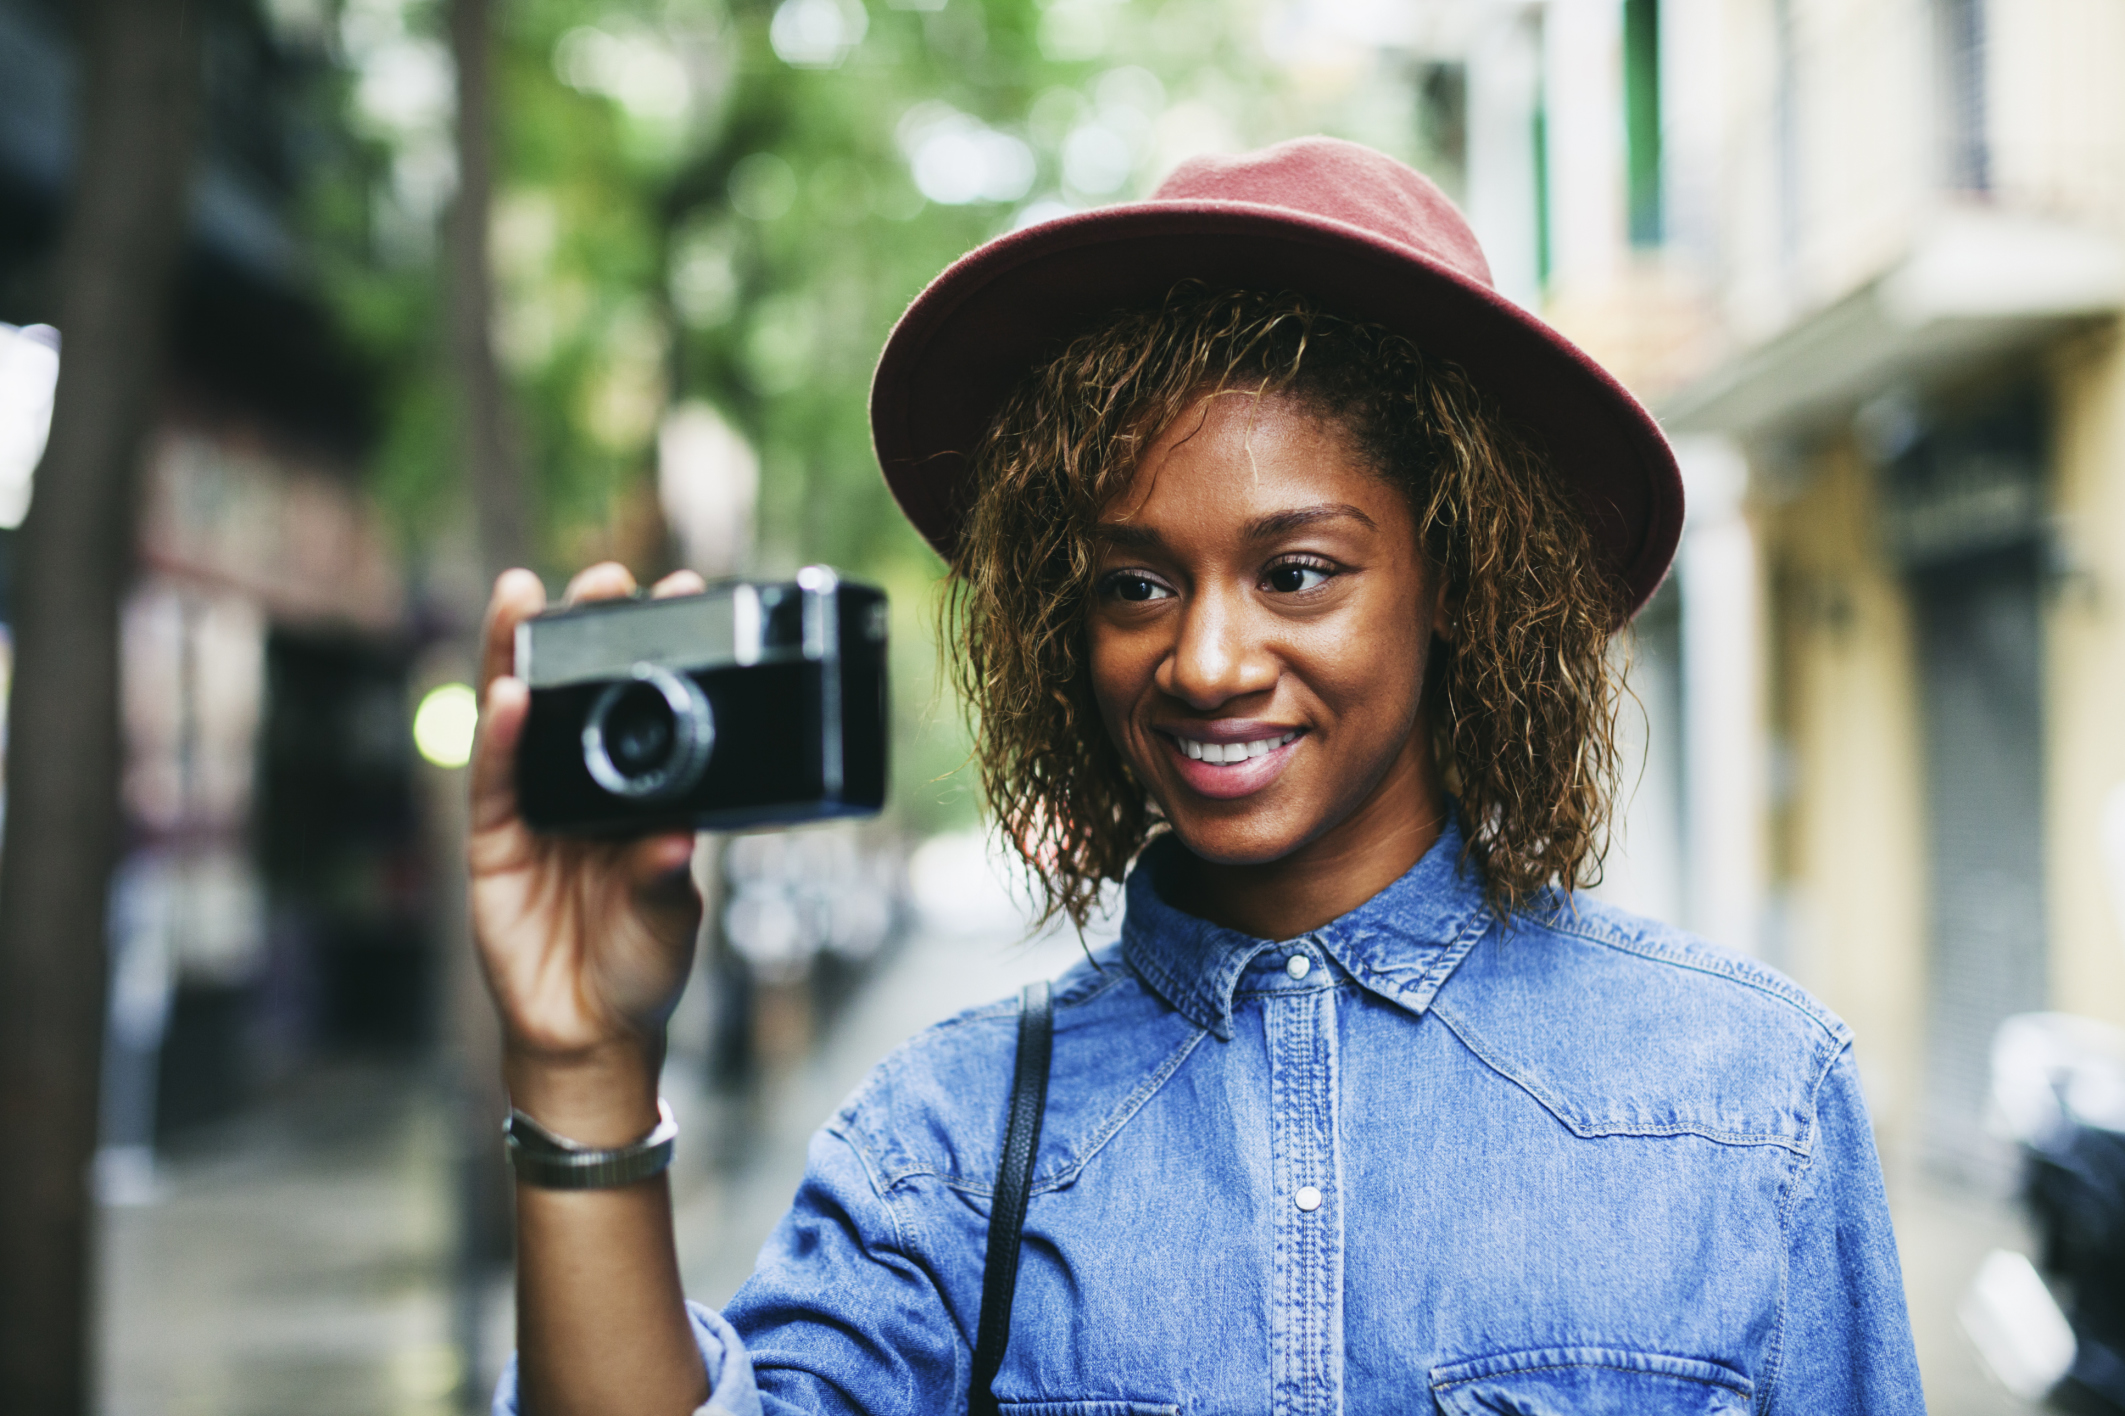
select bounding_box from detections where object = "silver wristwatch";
[504,1098,678,1190]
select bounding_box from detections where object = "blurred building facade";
[0,0,430,1177]
[1422,0,2125,1189]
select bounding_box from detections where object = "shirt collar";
[1119,814,1492,1040]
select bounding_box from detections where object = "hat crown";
[1152,136,1494,291]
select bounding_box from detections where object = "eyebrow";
[1094,522,1164,549]
[1246,503,1377,539]
[1094,502,1379,547]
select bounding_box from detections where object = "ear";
[1428,574,1459,643]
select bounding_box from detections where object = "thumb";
[471,675,530,837]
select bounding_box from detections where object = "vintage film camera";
[514,567,886,834]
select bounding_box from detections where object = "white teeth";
[1178,731,1299,764]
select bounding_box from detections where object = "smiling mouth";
[1171,730,1300,764]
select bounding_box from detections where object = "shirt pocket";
[1430,1346,1752,1415]
[998,1404,1181,1416]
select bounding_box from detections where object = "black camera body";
[514,568,886,835]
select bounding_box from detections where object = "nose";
[1157,584,1277,709]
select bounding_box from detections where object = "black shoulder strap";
[968,979,1054,1416]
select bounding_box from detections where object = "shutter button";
[1295,1186,1323,1212]
[1285,954,1311,980]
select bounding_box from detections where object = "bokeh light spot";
[413,683,479,768]
[770,0,868,69]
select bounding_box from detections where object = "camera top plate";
[516,567,858,689]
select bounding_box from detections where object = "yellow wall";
[2044,322,2125,1030]
[1760,440,1928,1156]
[1755,322,2125,1157]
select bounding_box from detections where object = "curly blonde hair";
[944,285,1625,927]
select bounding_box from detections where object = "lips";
[1159,725,1306,801]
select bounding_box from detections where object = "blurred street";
[0,0,2120,1407]
[99,904,2041,1415]
[1891,1168,2043,1416]
[98,1062,460,1416]
[98,900,1087,1416]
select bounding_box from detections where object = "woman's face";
[1087,390,1448,871]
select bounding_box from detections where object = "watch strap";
[505,1097,678,1190]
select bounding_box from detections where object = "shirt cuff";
[490,1301,760,1416]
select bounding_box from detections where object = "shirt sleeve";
[490,1129,966,1416]
[727,1125,973,1416]
[1762,1046,1928,1415]
[489,1301,760,1416]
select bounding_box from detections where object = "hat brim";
[870,199,1682,620]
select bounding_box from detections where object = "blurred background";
[0,0,2122,1411]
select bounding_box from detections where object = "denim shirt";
[497,821,1924,1415]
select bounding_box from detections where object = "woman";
[474,139,1924,1415]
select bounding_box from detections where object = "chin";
[1161,812,1308,868]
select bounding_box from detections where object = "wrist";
[508,1097,679,1190]
[503,1034,664,1149]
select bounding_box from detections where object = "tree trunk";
[446,0,529,1403]
[0,0,201,1410]
[449,0,531,580]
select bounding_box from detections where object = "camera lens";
[605,686,673,774]
[582,663,714,801]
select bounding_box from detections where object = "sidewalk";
[1890,1166,2043,1416]
[97,1060,459,1416]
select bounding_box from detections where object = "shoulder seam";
[1537,914,1847,1045]
[827,1115,895,1201]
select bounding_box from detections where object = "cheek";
[1086,622,1148,743]
[1299,608,1429,733]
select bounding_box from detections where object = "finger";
[623,830,697,888]
[470,674,532,837]
[651,570,707,599]
[624,832,703,940]
[564,562,638,605]
[480,569,546,692]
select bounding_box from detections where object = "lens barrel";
[581,663,716,800]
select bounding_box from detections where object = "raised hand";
[469,562,707,1144]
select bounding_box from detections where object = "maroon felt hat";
[870,136,1683,619]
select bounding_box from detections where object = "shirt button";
[1295,1186,1323,1212]
[1285,954,1311,980]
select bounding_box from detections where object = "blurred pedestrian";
[469,139,1922,1414]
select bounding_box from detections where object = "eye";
[1264,561,1333,594]
[1100,570,1173,603]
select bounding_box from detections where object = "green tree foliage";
[297,0,1428,829]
